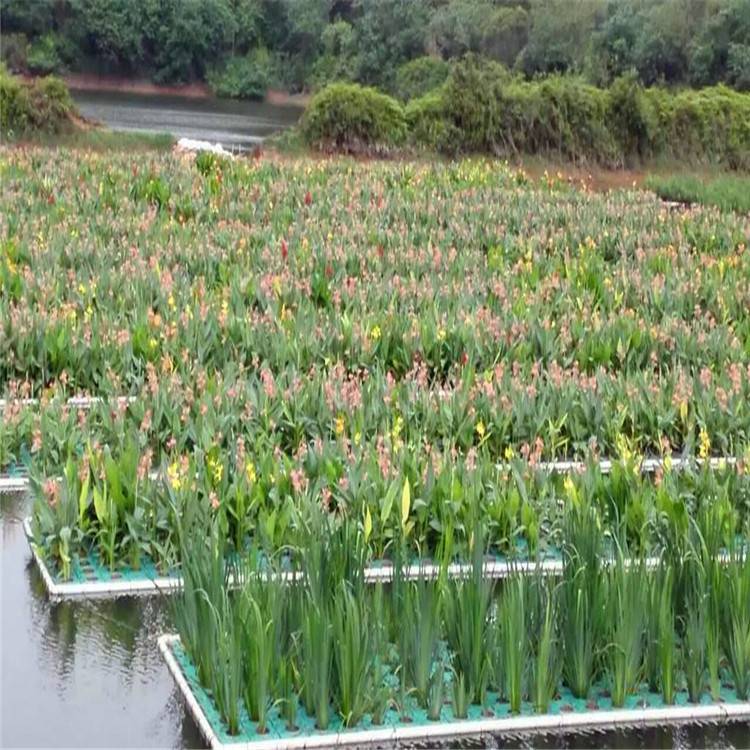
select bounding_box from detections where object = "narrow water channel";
[71,89,302,150]
[0,491,201,747]
[2,489,749,748]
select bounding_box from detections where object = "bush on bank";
[303,56,750,168]
[300,82,407,154]
[0,66,76,136]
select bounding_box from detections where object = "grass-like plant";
[723,548,750,699]
[443,540,493,705]
[605,547,645,707]
[499,576,527,713]
[241,593,276,732]
[655,567,676,705]
[529,577,560,713]
[561,498,604,699]
[402,578,442,708]
[332,582,376,727]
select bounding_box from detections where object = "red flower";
[304,190,312,206]
[281,239,288,261]
[461,351,469,366]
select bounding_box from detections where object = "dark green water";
[2,490,749,749]
[71,89,302,150]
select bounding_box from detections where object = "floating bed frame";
[158,634,750,750]
[23,518,736,601]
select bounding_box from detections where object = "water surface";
[71,89,302,150]
[0,491,201,747]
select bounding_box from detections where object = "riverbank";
[46,73,311,107]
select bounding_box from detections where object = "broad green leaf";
[93,485,108,524]
[401,479,410,529]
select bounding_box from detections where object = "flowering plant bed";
[23,518,181,599]
[160,635,750,749]
[24,513,567,599]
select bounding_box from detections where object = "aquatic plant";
[605,547,645,707]
[499,576,527,713]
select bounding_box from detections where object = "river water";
[2,490,750,748]
[71,90,302,150]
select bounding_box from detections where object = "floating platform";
[27,515,739,603]
[159,634,750,750]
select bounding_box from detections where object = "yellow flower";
[475,420,486,439]
[370,325,381,341]
[245,461,257,484]
[167,462,182,491]
[437,327,446,341]
[335,415,345,436]
[504,445,515,461]
[168,294,176,310]
[207,455,223,484]
[699,428,710,459]
[679,401,688,423]
[354,431,362,446]
[663,454,673,473]
[392,415,404,441]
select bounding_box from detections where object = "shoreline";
[23,72,309,107]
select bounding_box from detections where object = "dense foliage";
[305,59,750,166]
[169,513,750,737]
[2,148,750,577]
[0,65,76,135]
[2,0,749,96]
[300,83,407,152]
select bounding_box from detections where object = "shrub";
[26,34,62,75]
[0,67,75,135]
[405,90,453,151]
[607,74,658,163]
[0,66,31,134]
[207,50,271,100]
[665,86,750,169]
[394,56,450,102]
[522,76,617,164]
[301,83,407,153]
[28,76,75,131]
[439,54,511,154]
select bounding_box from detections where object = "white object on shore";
[175,137,233,157]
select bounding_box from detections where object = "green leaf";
[401,478,411,529]
[93,485,108,525]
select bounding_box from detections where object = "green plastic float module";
[159,634,750,750]
[23,518,747,601]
